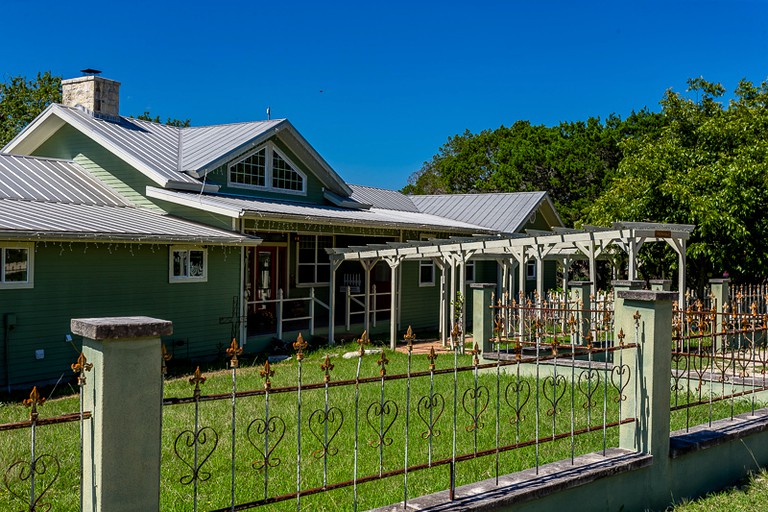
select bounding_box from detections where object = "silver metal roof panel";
[410,192,548,234]
[0,153,130,206]
[0,199,260,245]
[349,185,420,212]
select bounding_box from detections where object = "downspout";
[238,218,248,346]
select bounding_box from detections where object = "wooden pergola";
[326,222,695,348]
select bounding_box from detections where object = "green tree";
[0,72,61,147]
[586,78,768,285]
[403,111,663,226]
[135,111,191,127]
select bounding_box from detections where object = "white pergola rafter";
[326,222,695,346]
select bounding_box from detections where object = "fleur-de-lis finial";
[189,366,206,400]
[427,346,438,371]
[617,328,626,348]
[585,331,594,350]
[403,326,415,353]
[293,333,308,361]
[357,330,369,356]
[161,343,172,375]
[633,310,641,327]
[377,351,390,376]
[471,342,480,366]
[71,352,93,386]
[226,338,243,368]
[260,360,275,390]
[321,355,334,383]
[23,387,44,421]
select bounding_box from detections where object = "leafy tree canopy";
[403,110,664,226]
[134,111,191,127]
[586,78,768,284]
[0,71,61,147]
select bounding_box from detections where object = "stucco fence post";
[471,283,496,354]
[71,316,172,512]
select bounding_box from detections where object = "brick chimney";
[61,75,121,118]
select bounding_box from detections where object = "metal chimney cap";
[80,68,102,75]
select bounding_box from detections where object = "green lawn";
[672,470,768,511]
[0,340,763,511]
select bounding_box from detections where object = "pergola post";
[360,259,377,335]
[328,258,343,345]
[384,256,403,350]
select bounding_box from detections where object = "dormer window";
[228,142,306,195]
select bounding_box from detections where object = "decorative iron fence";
[671,301,768,431]
[0,353,92,511]
[160,321,636,511]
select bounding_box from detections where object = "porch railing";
[246,287,330,339]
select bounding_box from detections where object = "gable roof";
[410,192,563,234]
[4,105,352,196]
[0,153,260,245]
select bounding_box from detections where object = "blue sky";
[4,0,767,190]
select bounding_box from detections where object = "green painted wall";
[32,124,162,211]
[0,241,241,389]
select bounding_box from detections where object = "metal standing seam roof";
[146,188,494,233]
[0,153,130,206]
[51,105,190,185]
[409,192,550,234]
[349,184,421,212]
[180,120,284,171]
[0,153,260,245]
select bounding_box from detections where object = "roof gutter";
[0,231,262,246]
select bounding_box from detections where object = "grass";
[0,340,764,511]
[671,470,768,511]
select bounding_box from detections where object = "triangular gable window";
[228,142,306,195]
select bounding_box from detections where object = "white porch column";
[328,258,343,345]
[384,256,404,350]
[360,259,377,335]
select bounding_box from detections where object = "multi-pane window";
[170,246,207,283]
[272,152,304,191]
[229,148,266,187]
[228,142,306,194]
[297,235,332,285]
[1,244,33,288]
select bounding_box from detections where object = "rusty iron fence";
[160,290,636,511]
[0,354,92,511]
[671,299,768,431]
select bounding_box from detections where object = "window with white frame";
[170,246,207,283]
[465,261,475,283]
[1,243,33,289]
[526,261,536,280]
[419,259,435,287]
[297,235,332,285]
[228,142,306,194]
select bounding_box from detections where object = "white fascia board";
[165,180,220,193]
[49,106,171,188]
[2,105,66,154]
[146,187,243,218]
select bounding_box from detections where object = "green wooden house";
[1,74,563,389]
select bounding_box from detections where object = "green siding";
[399,261,441,331]
[32,124,162,211]
[0,242,241,389]
[151,198,235,231]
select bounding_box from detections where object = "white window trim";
[419,259,435,287]
[0,242,34,290]
[295,234,333,287]
[227,142,307,196]
[465,260,475,283]
[169,246,208,283]
[526,261,536,280]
